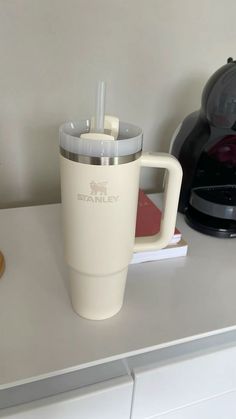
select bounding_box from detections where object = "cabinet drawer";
[0,375,133,419]
[153,390,236,419]
[130,345,236,419]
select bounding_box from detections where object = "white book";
[131,239,188,264]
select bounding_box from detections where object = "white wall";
[0,0,235,207]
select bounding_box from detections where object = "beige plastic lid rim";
[59,119,143,158]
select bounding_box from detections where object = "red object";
[208,135,236,165]
[135,190,180,239]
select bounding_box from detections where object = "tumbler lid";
[60,81,143,161]
[60,119,143,159]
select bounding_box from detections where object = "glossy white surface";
[0,360,131,409]
[0,376,133,419]
[152,391,236,419]
[130,345,236,418]
[0,196,236,388]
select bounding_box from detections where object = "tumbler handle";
[134,153,182,252]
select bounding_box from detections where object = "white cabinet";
[129,341,236,419]
[0,376,133,419]
[2,341,236,419]
[152,391,236,419]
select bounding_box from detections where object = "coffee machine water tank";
[170,58,236,238]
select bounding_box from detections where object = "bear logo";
[90,181,107,196]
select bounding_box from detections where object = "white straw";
[94,81,106,133]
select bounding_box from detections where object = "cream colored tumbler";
[60,120,182,320]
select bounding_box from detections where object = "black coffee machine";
[171,58,236,238]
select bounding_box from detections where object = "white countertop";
[0,196,235,389]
